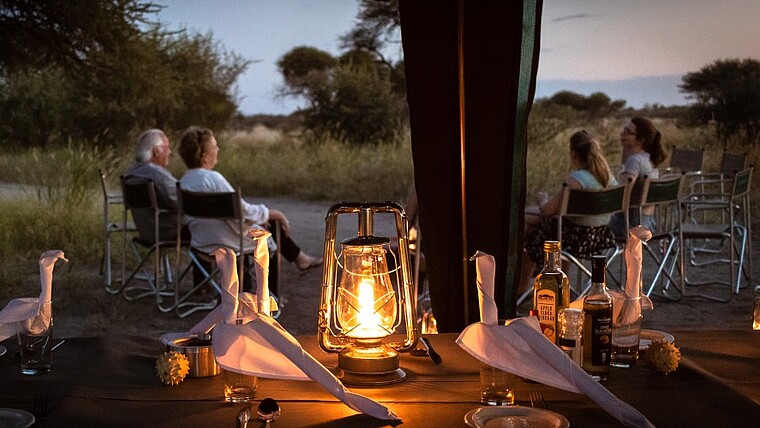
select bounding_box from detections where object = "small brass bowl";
[166,337,220,378]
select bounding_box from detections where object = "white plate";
[639,329,675,350]
[0,344,6,357]
[0,408,35,428]
[465,406,570,428]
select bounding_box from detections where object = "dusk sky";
[156,0,760,115]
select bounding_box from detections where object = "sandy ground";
[47,196,759,340]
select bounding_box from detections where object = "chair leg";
[173,250,221,318]
[679,235,734,303]
[642,237,682,301]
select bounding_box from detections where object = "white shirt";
[179,168,270,253]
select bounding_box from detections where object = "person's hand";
[536,191,549,208]
[268,209,291,236]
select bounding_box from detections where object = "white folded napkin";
[473,251,499,325]
[614,226,654,323]
[249,227,274,316]
[0,250,68,341]
[188,243,399,421]
[457,251,654,428]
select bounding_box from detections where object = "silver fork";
[33,392,51,419]
[529,391,547,409]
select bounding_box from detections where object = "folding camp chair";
[517,180,632,307]
[100,169,136,294]
[557,180,632,298]
[678,167,753,302]
[120,176,185,310]
[174,184,281,318]
[637,174,685,300]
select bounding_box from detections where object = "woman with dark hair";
[523,130,618,276]
[177,126,321,293]
[609,116,668,239]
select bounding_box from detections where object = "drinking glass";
[611,295,642,368]
[480,363,516,405]
[223,369,258,403]
[17,314,54,375]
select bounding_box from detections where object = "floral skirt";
[525,217,616,275]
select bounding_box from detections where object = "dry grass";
[0,121,757,333]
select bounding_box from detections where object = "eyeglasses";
[622,127,637,136]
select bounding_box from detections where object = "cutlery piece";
[33,392,51,419]
[529,391,547,409]
[51,339,65,352]
[257,398,281,427]
[236,405,251,428]
[420,337,442,364]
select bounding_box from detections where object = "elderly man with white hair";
[124,128,184,242]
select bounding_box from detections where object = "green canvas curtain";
[399,0,543,332]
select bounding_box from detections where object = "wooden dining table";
[0,329,758,427]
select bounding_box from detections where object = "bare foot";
[295,252,323,271]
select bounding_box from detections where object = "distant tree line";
[2,0,757,148]
[0,0,248,147]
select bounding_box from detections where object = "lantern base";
[334,367,406,386]
[334,342,405,386]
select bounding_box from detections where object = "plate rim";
[639,329,675,350]
[464,405,570,428]
[0,407,36,428]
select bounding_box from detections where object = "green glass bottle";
[533,241,570,344]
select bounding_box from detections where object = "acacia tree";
[0,0,158,72]
[680,58,760,145]
[0,0,248,147]
[277,0,406,144]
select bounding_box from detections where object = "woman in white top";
[609,117,668,239]
[177,127,322,293]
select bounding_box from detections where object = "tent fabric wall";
[399,0,543,332]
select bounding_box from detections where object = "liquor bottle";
[533,241,570,344]
[582,255,613,381]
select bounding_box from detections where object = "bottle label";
[536,289,557,342]
[589,309,612,366]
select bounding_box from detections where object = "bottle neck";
[543,249,561,271]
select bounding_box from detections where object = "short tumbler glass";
[480,363,516,406]
[223,369,258,403]
[611,296,643,368]
[17,313,54,375]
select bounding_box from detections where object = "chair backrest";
[667,145,705,173]
[719,150,748,177]
[121,177,160,245]
[639,174,684,234]
[560,182,632,218]
[558,181,632,242]
[100,169,123,203]
[121,177,158,211]
[730,167,752,200]
[640,174,684,207]
[176,183,245,289]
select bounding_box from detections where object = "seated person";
[177,126,322,294]
[124,129,188,242]
[609,117,667,239]
[523,130,618,282]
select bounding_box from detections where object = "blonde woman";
[524,130,618,275]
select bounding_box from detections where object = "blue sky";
[155,0,760,115]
